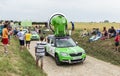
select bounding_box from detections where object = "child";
[35,36,46,69]
[115,33,120,51]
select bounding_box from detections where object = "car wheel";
[81,57,86,64]
[55,54,61,65]
[45,48,49,56]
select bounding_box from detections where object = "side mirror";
[76,42,78,45]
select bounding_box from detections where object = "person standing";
[8,21,12,45]
[13,28,18,37]
[0,22,4,37]
[2,21,9,54]
[17,28,25,51]
[115,33,120,51]
[25,31,31,49]
[35,26,39,33]
[71,21,75,31]
[35,36,46,69]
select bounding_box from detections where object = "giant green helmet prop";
[49,14,67,37]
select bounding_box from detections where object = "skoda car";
[31,31,40,40]
[45,35,86,65]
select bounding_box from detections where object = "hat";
[20,28,22,31]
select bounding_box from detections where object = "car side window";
[47,37,50,43]
[50,39,54,44]
[50,38,55,47]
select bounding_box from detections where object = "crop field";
[68,22,120,31]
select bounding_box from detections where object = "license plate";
[72,56,81,60]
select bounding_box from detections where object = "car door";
[46,37,51,54]
[49,38,55,57]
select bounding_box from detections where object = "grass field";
[70,22,120,66]
[68,22,120,31]
[0,37,46,76]
[72,32,120,65]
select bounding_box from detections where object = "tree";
[104,20,109,23]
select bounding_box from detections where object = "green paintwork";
[51,15,67,36]
[31,34,39,40]
[55,46,86,62]
[56,46,85,54]
[31,31,40,40]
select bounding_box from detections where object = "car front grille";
[69,52,82,57]
[71,59,82,63]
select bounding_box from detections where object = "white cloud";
[0,0,120,22]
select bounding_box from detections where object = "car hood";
[56,46,85,54]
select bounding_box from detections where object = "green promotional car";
[45,35,86,65]
[31,31,40,40]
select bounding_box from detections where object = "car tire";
[55,54,61,65]
[45,48,49,56]
[81,57,86,64]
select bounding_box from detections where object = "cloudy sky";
[0,0,120,22]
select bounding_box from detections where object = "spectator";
[89,28,102,42]
[94,28,102,40]
[71,21,74,31]
[91,28,97,35]
[35,36,46,69]
[25,31,31,49]
[35,26,39,33]
[114,33,120,51]
[0,23,4,37]
[8,22,12,45]
[108,26,116,38]
[17,28,25,51]
[101,27,108,40]
[13,28,18,36]
[81,28,89,37]
[2,21,9,54]
[89,33,97,42]
[28,26,31,32]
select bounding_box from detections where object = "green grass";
[72,32,120,66]
[0,37,47,76]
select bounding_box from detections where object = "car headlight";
[61,52,68,56]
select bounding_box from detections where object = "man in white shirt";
[17,29,25,51]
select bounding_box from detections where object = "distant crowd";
[0,21,47,53]
[0,21,47,69]
[81,26,120,51]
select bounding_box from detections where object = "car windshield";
[56,37,76,47]
[31,31,37,34]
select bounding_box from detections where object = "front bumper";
[59,54,86,64]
